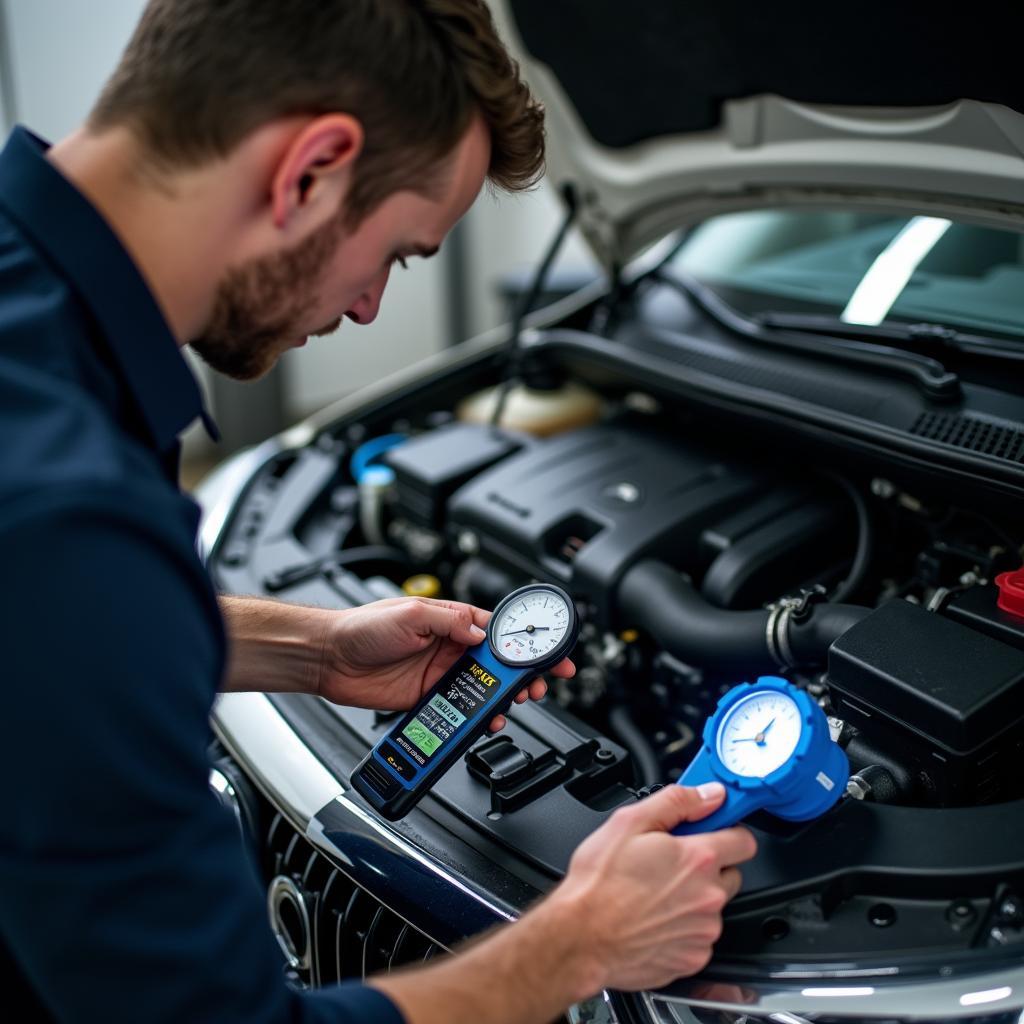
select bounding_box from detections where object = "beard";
[190,209,347,381]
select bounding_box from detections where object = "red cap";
[995,568,1024,618]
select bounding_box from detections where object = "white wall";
[0,3,11,133]
[3,0,142,139]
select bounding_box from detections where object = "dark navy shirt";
[0,127,404,1024]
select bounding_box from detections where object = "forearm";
[369,891,599,1024]
[219,595,333,696]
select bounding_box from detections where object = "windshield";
[669,209,1024,341]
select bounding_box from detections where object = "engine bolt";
[868,903,896,928]
[999,897,1023,922]
[946,900,977,931]
[595,748,616,764]
[846,775,872,801]
[456,530,479,555]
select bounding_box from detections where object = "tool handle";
[671,749,765,836]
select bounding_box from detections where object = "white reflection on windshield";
[841,216,952,325]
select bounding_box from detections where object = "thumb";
[616,782,727,834]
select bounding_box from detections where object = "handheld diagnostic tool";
[351,583,580,820]
[673,676,849,835]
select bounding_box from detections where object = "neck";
[47,126,232,345]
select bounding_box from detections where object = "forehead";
[444,113,492,216]
[392,116,492,237]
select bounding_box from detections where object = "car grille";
[263,810,445,988]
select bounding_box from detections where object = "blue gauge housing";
[673,676,849,835]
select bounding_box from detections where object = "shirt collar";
[0,126,218,450]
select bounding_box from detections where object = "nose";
[345,266,390,326]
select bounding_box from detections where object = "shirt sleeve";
[0,486,405,1024]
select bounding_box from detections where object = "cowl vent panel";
[910,412,1024,463]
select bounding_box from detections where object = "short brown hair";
[90,0,545,223]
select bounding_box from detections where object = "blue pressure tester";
[673,676,849,835]
[352,583,580,820]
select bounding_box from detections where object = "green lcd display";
[402,719,443,756]
[395,677,478,765]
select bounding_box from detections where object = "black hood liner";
[510,0,1024,149]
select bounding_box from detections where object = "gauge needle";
[500,627,551,637]
[732,719,777,745]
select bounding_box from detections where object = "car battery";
[827,599,1024,805]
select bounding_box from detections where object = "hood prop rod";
[490,183,579,429]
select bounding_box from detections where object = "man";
[0,1,756,1021]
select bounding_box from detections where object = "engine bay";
[209,325,1024,968]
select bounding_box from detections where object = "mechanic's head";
[88,0,545,379]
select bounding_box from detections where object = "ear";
[269,114,364,230]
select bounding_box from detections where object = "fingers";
[488,714,507,733]
[548,656,576,678]
[610,783,728,835]
[719,866,743,901]
[469,605,492,631]
[406,598,488,647]
[512,678,548,704]
[693,826,758,868]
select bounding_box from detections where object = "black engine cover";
[448,425,759,615]
[446,424,843,619]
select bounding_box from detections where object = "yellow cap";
[402,574,442,599]
[619,629,639,643]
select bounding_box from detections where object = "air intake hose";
[788,602,872,665]
[617,559,870,674]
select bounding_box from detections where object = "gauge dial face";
[716,690,803,778]
[490,588,572,665]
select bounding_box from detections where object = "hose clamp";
[776,601,798,669]
[765,602,786,668]
[766,586,827,670]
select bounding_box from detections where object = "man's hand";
[318,597,575,730]
[542,782,757,994]
[371,783,756,1024]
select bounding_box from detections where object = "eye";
[390,254,409,270]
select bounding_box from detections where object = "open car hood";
[494,1,1024,267]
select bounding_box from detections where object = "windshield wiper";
[759,312,1024,364]
[653,270,961,403]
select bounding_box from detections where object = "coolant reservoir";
[456,381,602,436]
